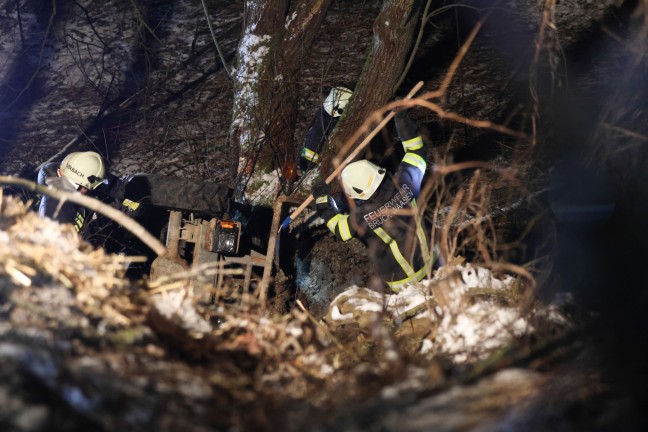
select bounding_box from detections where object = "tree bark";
[321,0,420,177]
[229,0,332,202]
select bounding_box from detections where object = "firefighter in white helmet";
[311,107,441,292]
[37,151,107,233]
[297,86,354,176]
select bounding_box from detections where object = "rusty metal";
[259,195,303,305]
[150,210,267,295]
[149,210,189,280]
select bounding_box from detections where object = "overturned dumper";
[117,174,267,290]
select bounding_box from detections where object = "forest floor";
[1,194,646,432]
[2,1,648,430]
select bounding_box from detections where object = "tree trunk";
[321,0,419,177]
[229,0,332,203]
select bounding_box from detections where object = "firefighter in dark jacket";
[37,151,107,234]
[298,86,353,176]
[38,152,157,277]
[311,108,440,292]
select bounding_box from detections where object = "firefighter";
[37,151,107,234]
[311,108,441,292]
[37,151,156,263]
[297,86,353,177]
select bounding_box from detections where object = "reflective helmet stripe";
[301,147,320,163]
[373,227,415,277]
[402,136,423,151]
[403,153,426,174]
[386,267,427,292]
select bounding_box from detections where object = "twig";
[296,300,361,363]
[128,0,162,44]
[395,0,433,91]
[528,0,556,148]
[395,2,482,91]
[601,123,648,142]
[415,99,526,138]
[147,260,245,290]
[201,0,232,79]
[6,0,56,111]
[422,16,485,100]
[455,188,549,231]
[16,0,24,49]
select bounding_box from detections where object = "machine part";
[259,195,303,303]
[121,174,232,214]
[149,210,190,281]
[149,210,266,294]
[209,220,241,255]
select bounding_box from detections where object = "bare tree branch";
[5,0,56,111]
[201,0,232,79]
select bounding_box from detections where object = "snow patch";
[285,12,298,29]
[151,290,212,335]
[327,264,540,365]
[243,169,280,206]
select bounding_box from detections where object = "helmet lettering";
[65,163,84,178]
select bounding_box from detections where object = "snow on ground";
[327,263,567,365]
[243,168,281,206]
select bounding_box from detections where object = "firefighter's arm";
[394,110,427,175]
[311,180,358,242]
[105,174,144,217]
[299,107,336,172]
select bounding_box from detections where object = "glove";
[394,109,419,141]
[311,179,335,216]
[311,178,330,199]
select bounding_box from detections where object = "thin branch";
[390,2,486,92]
[72,0,110,51]
[422,16,485,100]
[414,98,526,138]
[601,123,648,142]
[201,0,232,79]
[128,0,162,44]
[5,0,56,110]
[395,0,433,91]
[16,0,25,49]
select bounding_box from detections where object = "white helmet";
[323,86,353,117]
[340,160,386,200]
[59,151,106,190]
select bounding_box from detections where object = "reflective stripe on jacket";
[322,134,436,291]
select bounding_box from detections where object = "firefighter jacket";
[37,164,134,244]
[298,106,339,174]
[319,122,437,291]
